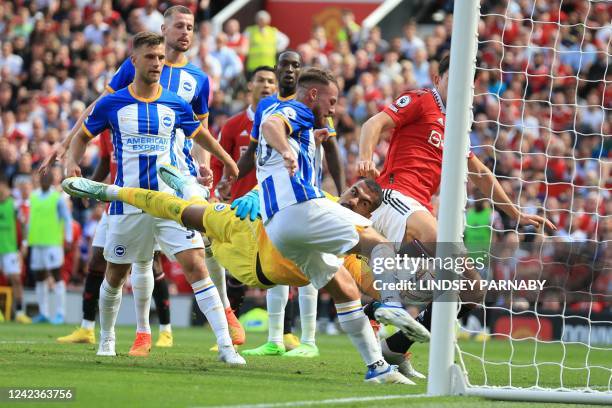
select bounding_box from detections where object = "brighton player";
[64,32,243,364]
[57,130,173,348]
[252,67,421,383]
[60,174,430,383]
[234,51,345,358]
[48,5,246,351]
[358,55,556,372]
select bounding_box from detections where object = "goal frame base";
[450,364,612,405]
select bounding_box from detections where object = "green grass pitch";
[0,323,609,407]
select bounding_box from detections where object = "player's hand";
[215,178,232,202]
[281,150,298,177]
[314,128,331,146]
[230,189,260,221]
[197,164,213,188]
[517,212,557,232]
[223,160,239,183]
[64,159,82,177]
[357,160,380,179]
[39,143,66,175]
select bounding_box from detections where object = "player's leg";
[61,178,208,231]
[242,285,289,356]
[282,284,319,358]
[128,259,154,357]
[154,218,245,365]
[57,246,105,344]
[2,252,30,323]
[50,265,65,324]
[204,238,245,347]
[30,247,49,323]
[97,261,131,356]
[323,265,414,384]
[264,199,412,384]
[152,252,173,348]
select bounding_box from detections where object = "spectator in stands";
[211,32,243,89]
[244,10,288,74]
[224,18,248,63]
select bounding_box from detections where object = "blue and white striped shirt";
[83,84,202,215]
[256,99,325,222]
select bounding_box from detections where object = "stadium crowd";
[0,0,609,319]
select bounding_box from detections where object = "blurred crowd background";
[0,0,609,317]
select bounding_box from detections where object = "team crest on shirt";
[182,81,193,92]
[161,115,173,128]
[281,107,297,120]
[395,95,411,108]
[214,203,227,212]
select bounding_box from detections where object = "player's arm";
[212,125,235,200]
[467,154,556,231]
[191,126,239,182]
[358,111,396,178]
[237,141,257,180]
[261,116,297,176]
[90,155,111,183]
[322,137,345,195]
[192,75,212,170]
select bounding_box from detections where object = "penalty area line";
[195,393,430,408]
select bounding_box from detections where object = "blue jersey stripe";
[264,177,279,214]
[111,129,124,215]
[137,103,148,135]
[290,176,308,202]
[261,176,274,219]
[148,155,159,191]
[139,155,149,189]
[148,103,159,136]
[182,138,197,176]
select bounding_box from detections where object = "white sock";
[55,280,66,316]
[266,285,288,345]
[81,319,95,330]
[159,324,172,333]
[298,284,318,346]
[99,278,122,337]
[131,260,154,334]
[35,281,49,317]
[191,278,232,348]
[204,246,230,309]
[336,300,387,368]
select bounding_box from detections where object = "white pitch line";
[0,340,49,344]
[194,393,430,408]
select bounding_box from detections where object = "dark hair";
[249,65,275,81]
[297,67,338,89]
[438,55,450,76]
[132,31,164,50]
[361,178,383,209]
[164,5,193,20]
[277,49,301,64]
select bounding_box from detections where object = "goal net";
[438,0,611,403]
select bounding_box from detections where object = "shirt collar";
[431,87,446,114]
[246,105,255,121]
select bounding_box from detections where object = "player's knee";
[176,249,208,284]
[105,264,129,288]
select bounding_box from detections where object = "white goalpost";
[428,0,611,404]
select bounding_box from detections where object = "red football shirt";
[377,88,472,212]
[211,107,256,201]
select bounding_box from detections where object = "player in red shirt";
[358,55,555,376]
[57,130,174,349]
[211,66,277,201]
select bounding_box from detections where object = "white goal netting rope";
[456,0,611,395]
